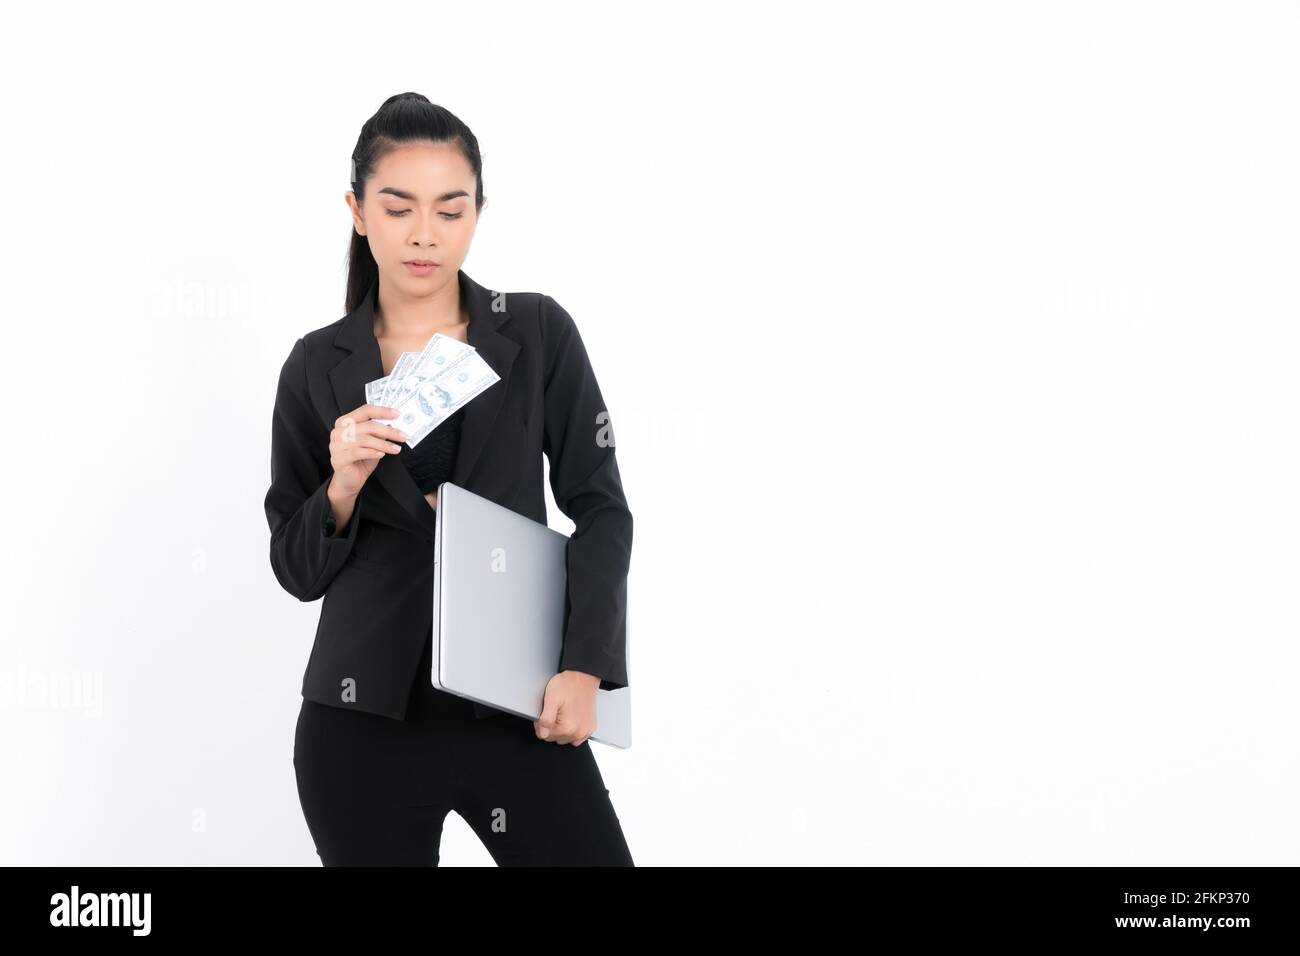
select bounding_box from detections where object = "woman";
[264,93,635,865]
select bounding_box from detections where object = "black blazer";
[263,269,633,720]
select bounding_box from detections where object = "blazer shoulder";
[532,291,587,348]
[300,313,348,351]
[524,291,580,335]
[279,313,349,374]
[503,289,546,321]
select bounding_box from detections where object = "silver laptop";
[430,481,632,748]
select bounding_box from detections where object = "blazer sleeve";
[541,294,634,691]
[263,337,363,602]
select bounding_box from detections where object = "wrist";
[327,476,356,506]
[325,477,359,539]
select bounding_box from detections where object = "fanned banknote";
[374,352,415,407]
[376,349,500,447]
[365,374,392,406]
[364,332,499,448]
[381,333,476,410]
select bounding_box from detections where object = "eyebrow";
[377,187,470,202]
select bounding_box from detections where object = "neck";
[374,272,466,338]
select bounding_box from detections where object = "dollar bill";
[375,351,417,407]
[380,334,476,410]
[372,347,500,447]
[365,376,391,406]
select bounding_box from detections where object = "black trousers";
[292,631,634,866]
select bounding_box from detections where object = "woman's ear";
[344,191,366,236]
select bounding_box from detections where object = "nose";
[409,215,440,247]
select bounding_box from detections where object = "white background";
[1,0,1297,865]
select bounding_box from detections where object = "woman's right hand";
[328,404,409,499]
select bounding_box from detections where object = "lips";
[405,259,438,266]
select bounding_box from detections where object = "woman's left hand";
[535,671,601,745]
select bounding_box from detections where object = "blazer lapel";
[327,268,519,539]
[450,277,520,490]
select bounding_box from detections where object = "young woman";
[264,92,634,865]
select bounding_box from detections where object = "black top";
[398,405,467,494]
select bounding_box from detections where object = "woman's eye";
[383,210,463,220]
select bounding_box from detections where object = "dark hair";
[345,92,485,313]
